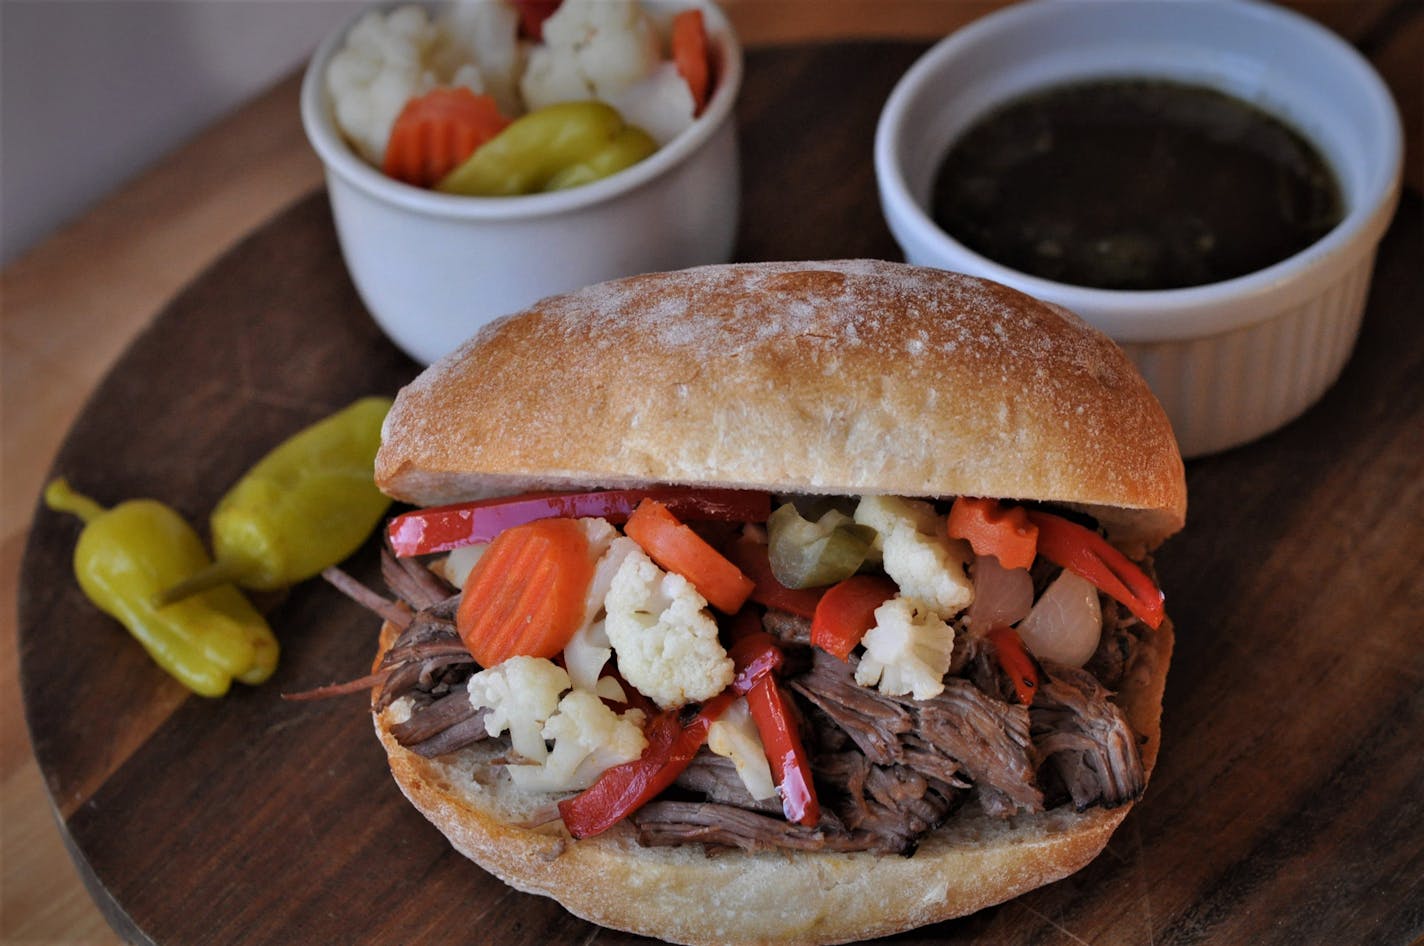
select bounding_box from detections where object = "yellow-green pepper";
[45,478,279,697]
[437,101,658,196]
[767,502,878,590]
[159,396,393,603]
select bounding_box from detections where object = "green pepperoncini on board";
[44,478,279,697]
[158,396,394,604]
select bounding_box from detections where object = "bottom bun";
[372,617,1173,946]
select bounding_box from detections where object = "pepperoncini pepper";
[159,396,394,604]
[436,101,658,196]
[44,478,279,697]
[766,502,877,589]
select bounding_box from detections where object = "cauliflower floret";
[708,697,777,801]
[577,521,626,622]
[854,496,974,615]
[467,656,569,763]
[564,532,641,692]
[563,619,612,694]
[604,546,733,709]
[520,0,661,110]
[506,688,648,792]
[599,61,696,145]
[440,540,487,588]
[855,596,957,700]
[325,5,494,165]
[439,0,524,116]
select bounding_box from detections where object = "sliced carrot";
[624,499,753,613]
[671,8,712,116]
[456,518,594,667]
[946,496,1039,571]
[382,87,510,188]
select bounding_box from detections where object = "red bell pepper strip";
[512,0,561,40]
[745,676,820,826]
[809,574,898,660]
[986,625,1039,706]
[558,692,734,838]
[387,487,771,557]
[724,536,827,619]
[1025,511,1165,629]
[721,613,820,825]
[946,496,1039,571]
[726,624,784,695]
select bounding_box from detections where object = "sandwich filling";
[349,487,1160,856]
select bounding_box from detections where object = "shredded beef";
[380,548,456,611]
[1032,662,1146,810]
[790,650,913,764]
[374,609,472,711]
[1085,599,1140,690]
[642,755,958,856]
[674,750,783,815]
[791,649,1043,819]
[814,752,958,853]
[762,609,812,647]
[959,631,1013,703]
[632,801,866,853]
[899,678,1042,816]
[390,689,488,756]
[372,593,490,755]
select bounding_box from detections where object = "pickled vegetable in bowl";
[300,0,743,363]
[326,0,717,195]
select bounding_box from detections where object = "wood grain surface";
[12,28,1424,946]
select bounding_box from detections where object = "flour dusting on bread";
[378,261,1183,547]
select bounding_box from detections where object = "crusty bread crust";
[375,261,1186,551]
[374,615,1172,946]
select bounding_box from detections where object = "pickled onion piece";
[967,554,1033,633]
[1018,570,1102,667]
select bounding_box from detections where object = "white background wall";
[1,0,366,266]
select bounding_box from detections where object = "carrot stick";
[456,518,594,667]
[946,496,1039,571]
[382,87,510,188]
[624,499,752,613]
[671,9,712,116]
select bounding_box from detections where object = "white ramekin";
[875,0,1403,457]
[303,1,742,366]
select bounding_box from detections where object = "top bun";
[376,261,1186,548]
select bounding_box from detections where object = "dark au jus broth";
[930,78,1344,291]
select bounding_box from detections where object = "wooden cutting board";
[19,43,1424,946]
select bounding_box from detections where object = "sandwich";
[347,260,1186,945]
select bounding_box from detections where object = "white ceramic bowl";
[303,1,742,365]
[875,0,1402,457]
